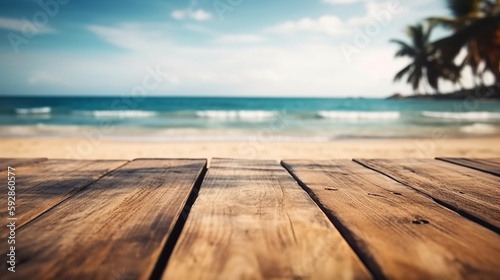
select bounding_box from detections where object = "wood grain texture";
[355,158,500,233]
[0,159,126,239]
[283,160,500,280]
[0,157,47,171]
[438,157,500,176]
[7,159,206,280]
[162,158,372,280]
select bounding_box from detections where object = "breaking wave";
[15,107,51,115]
[422,111,500,120]
[195,110,278,121]
[317,111,400,120]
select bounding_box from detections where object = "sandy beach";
[1,137,499,161]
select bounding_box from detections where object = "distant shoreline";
[387,85,500,101]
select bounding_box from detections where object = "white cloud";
[266,15,350,37]
[347,1,406,26]
[215,34,266,44]
[264,1,406,39]
[0,0,465,97]
[0,16,56,34]
[87,24,172,52]
[323,0,360,4]
[38,22,417,97]
[171,8,212,21]
[322,0,401,4]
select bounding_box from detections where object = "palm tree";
[430,0,500,85]
[391,23,461,94]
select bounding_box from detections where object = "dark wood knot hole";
[412,218,430,225]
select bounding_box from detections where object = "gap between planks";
[162,158,372,280]
[437,157,500,177]
[354,158,500,235]
[5,159,207,280]
[282,159,500,280]
[148,163,207,280]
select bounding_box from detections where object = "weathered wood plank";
[7,159,206,280]
[438,157,500,176]
[0,157,47,171]
[162,158,372,280]
[6,159,206,280]
[0,159,126,239]
[283,160,500,280]
[355,158,500,233]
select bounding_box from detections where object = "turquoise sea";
[1,96,500,141]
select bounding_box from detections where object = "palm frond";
[434,14,500,62]
[390,39,417,57]
[406,24,425,49]
[424,21,437,45]
[392,0,500,93]
[427,17,458,29]
[394,64,413,82]
[446,0,481,18]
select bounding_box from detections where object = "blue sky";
[0,0,464,97]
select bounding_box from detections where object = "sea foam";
[422,111,500,120]
[73,110,158,118]
[195,110,278,121]
[460,123,498,134]
[15,107,51,114]
[317,111,400,120]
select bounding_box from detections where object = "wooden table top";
[2,157,500,280]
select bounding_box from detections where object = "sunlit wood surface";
[2,157,500,280]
